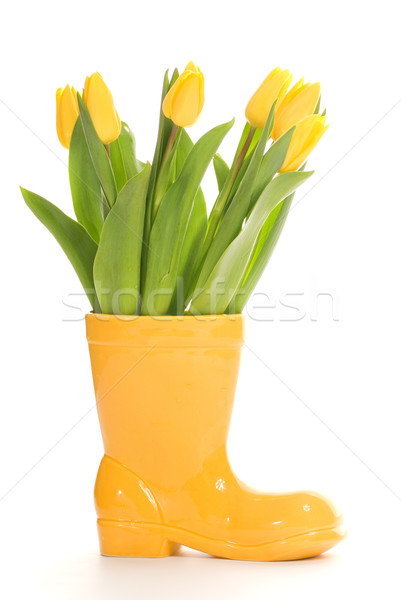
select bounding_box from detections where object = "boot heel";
[97,519,179,557]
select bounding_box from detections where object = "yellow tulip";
[279,114,328,173]
[84,72,121,144]
[272,79,321,140]
[162,61,205,127]
[56,85,79,149]
[245,67,292,130]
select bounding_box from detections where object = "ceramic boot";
[86,314,345,561]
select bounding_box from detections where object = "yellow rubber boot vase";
[86,314,345,561]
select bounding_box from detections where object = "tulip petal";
[57,85,79,148]
[174,73,202,127]
[273,81,321,139]
[275,78,306,123]
[287,124,327,171]
[279,115,328,172]
[302,115,326,150]
[161,80,175,118]
[266,67,282,82]
[245,69,292,129]
[84,72,121,144]
[55,88,66,147]
[162,63,205,127]
[185,60,197,72]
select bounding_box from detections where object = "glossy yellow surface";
[84,72,121,144]
[86,314,345,561]
[162,61,205,128]
[279,114,328,173]
[56,85,79,149]
[245,67,292,130]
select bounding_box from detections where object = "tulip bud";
[56,85,79,149]
[245,67,292,130]
[162,61,205,127]
[84,72,121,144]
[279,114,328,173]
[272,79,321,140]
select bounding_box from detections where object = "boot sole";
[97,518,346,561]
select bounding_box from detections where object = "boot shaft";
[86,314,244,488]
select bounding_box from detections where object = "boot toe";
[292,490,344,534]
[264,491,346,560]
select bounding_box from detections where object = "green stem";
[202,126,255,256]
[151,124,179,222]
[159,124,179,171]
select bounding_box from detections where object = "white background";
[1,0,401,597]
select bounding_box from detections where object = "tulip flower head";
[162,61,205,127]
[279,114,328,173]
[245,67,292,130]
[272,79,321,140]
[84,72,121,144]
[56,85,79,149]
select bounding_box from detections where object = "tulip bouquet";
[21,64,327,316]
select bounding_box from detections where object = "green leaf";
[77,94,117,207]
[93,163,151,315]
[204,122,262,254]
[142,119,234,315]
[235,122,262,161]
[249,126,295,210]
[153,127,197,219]
[21,187,98,310]
[190,170,313,315]
[109,121,144,191]
[69,117,104,243]
[168,189,207,314]
[228,194,294,313]
[225,148,254,201]
[167,129,208,314]
[226,162,306,313]
[109,133,126,192]
[174,128,194,174]
[118,122,145,180]
[151,129,183,221]
[225,127,292,221]
[226,123,265,200]
[141,70,178,280]
[195,104,275,293]
[213,154,229,192]
[145,70,179,220]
